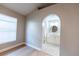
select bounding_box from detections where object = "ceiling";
[0,3,53,16]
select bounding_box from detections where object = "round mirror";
[52,26,58,32]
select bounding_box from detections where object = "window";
[0,14,17,44]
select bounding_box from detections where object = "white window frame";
[0,14,17,44]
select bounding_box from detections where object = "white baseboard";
[0,42,25,53]
[26,43,41,51]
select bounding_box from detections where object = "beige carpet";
[5,46,49,56]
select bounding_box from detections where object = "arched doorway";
[42,14,61,56]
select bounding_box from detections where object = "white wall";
[0,5,26,50]
[26,3,79,56]
[26,11,42,49]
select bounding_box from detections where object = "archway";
[42,14,61,56]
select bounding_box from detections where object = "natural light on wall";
[0,14,17,44]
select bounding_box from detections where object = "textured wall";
[26,3,79,56]
[0,5,26,50]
